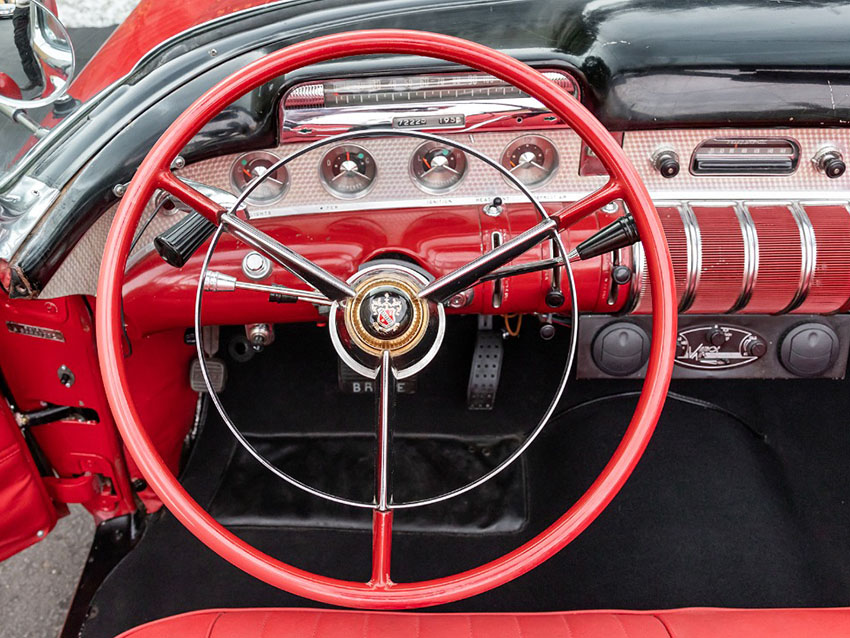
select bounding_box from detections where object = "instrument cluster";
[228,134,562,205]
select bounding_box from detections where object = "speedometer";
[500,135,559,189]
[409,142,467,194]
[319,144,377,199]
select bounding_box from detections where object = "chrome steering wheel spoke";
[375,350,395,512]
[220,211,354,302]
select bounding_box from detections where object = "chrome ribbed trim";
[678,202,701,313]
[284,82,325,108]
[780,201,817,313]
[626,240,645,313]
[731,202,758,313]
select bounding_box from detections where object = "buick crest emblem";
[370,292,404,334]
[360,288,412,340]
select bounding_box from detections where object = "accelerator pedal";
[467,316,504,410]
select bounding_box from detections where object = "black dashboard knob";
[611,264,633,286]
[824,156,846,179]
[545,289,565,308]
[706,327,726,347]
[814,146,847,179]
[746,337,768,358]
[652,149,680,178]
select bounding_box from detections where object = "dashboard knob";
[706,326,726,347]
[611,264,632,286]
[651,148,680,178]
[545,289,565,308]
[813,146,847,179]
[746,337,768,358]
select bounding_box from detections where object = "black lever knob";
[154,213,217,268]
[823,155,846,179]
[652,150,680,178]
[573,214,640,261]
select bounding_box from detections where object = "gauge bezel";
[229,151,289,205]
[408,141,469,195]
[499,134,560,190]
[318,143,378,200]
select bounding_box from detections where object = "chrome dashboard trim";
[0,176,60,262]
[732,201,758,313]
[626,239,645,314]
[678,202,701,313]
[245,191,850,220]
[782,201,816,314]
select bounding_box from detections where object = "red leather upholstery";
[0,399,57,561]
[117,607,850,637]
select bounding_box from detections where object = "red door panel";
[0,399,57,561]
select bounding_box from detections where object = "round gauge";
[319,144,377,199]
[230,151,289,204]
[500,135,559,189]
[409,142,468,194]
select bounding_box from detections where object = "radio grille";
[628,201,850,315]
[689,205,746,314]
[635,206,688,313]
[745,205,803,313]
[798,204,850,314]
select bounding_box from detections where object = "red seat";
[117,607,850,637]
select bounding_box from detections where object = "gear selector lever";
[569,213,640,262]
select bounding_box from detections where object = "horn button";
[344,276,428,355]
[359,286,413,340]
[329,265,446,379]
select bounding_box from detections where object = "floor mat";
[209,433,528,533]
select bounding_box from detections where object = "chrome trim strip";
[731,202,758,313]
[679,202,701,313]
[0,177,60,262]
[626,240,645,313]
[249,193,850,221]
[781,201,816,313]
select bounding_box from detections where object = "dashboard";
[43,68,850,380]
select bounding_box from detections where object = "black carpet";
[81,320,850,637]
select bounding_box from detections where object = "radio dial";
[813,146,846,179]
[651,148,680,178]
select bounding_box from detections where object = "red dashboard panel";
[123,204,613,335]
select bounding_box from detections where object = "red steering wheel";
[96,30,676,609]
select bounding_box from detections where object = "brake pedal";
[190,357,227,393]
[467,316,504,410]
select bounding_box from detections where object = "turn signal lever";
[569,213,640,261]
[154,180,240,268]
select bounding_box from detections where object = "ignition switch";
[246,324,274,351]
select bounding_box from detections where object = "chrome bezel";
[318,144,377,200]
[499,134,560,190]
[408,141,468,195]
[229,151,289,205]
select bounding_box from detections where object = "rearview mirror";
[0,0,75,109]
